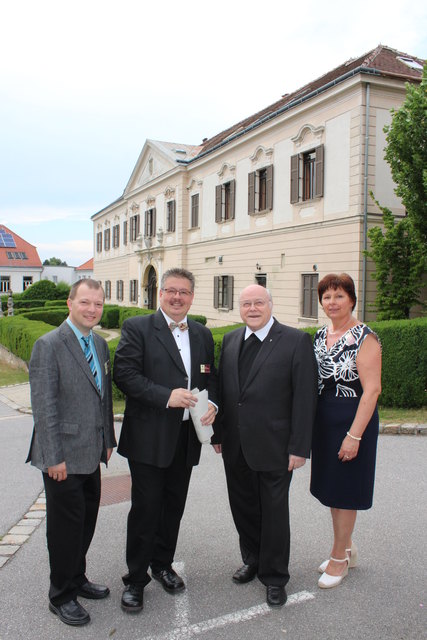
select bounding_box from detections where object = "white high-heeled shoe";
[318,542,358,573]
[318,556,349,589]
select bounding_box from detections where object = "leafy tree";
[43,257,68,266]
[383,64,427,244]
[366,194,426,320]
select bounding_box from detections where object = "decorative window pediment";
[129,201,140,214]
[164,186,176,199]
[217,162,236,179]
[250,145,274,165]
[291,124,325,148]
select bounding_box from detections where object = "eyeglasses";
[162,288,193,297]
[240,300,269,309]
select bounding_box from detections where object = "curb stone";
[0,492,45,569]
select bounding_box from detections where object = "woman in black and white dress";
[310,273,382,589]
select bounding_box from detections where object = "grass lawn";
[0,362,29,386]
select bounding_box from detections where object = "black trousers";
[124,421,193,587]
[43,466,101,605]
[224,447,293,587]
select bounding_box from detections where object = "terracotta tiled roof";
[196,45,425,157]
[76,257,93,271]
[0,225,42,268]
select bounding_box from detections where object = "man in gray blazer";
[213,285,317,608]
[27,278,116,627]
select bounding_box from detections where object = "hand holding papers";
[189,388,214,443]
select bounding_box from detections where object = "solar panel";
[0,229,16,248]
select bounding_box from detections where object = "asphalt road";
[0,404,425,640]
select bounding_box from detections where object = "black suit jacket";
[214,319,317,472]
[113,310,217,468]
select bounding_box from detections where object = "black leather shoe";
[77,580,110,600]
[121,584,144,613]
[232,564,258,584]
[49,599,90,626]
[151,567,185,593]
[266,585,287,607]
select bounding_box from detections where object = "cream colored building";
[92,45,424,327]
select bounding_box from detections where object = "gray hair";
[161,268,195,292]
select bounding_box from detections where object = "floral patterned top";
[313,324,378,398]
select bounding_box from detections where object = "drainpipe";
[361,82,370,322]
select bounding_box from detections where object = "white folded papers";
[189,388,213,443]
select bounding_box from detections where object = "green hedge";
[8,299,49,310]
[0,317,55,362]
[45,300,70,308]
[117,307,207,328]
[1,316,425,408]
[101,305,121,329]
[368,318,427,408]
[20,309,69,326]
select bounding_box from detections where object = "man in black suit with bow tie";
[213,284,317,607]
[113,268,217,613]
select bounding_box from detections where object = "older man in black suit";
[27,279,116,626]
[213,284,317,607]
[113,267,217,613]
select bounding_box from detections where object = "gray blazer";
[27,321,116,474]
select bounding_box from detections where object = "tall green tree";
[383,64,427,244]
[366,195,426,320]
[43,257,68,266]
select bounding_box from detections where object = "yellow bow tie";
[169,321,188,332]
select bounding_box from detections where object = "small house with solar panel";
[0,225,43,293]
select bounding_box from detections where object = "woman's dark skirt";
[310,395,379,510]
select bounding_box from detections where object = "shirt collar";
[160,308,188,326]
[244,316,274,342]
[66,317,93,343]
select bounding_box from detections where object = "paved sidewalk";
[0,396,425,640]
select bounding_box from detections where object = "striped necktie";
[81,336,100,390]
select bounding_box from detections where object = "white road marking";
[141,559,315,640]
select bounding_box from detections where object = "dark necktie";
[81,336,100,390]
[169,321,188,332]
[238,333,262,389]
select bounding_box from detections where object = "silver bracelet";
[346,431,361,441]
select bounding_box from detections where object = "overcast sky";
[1,0,426,266]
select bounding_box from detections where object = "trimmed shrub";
[8,299,48,310]
[107,337,124,400]
[0,316,425,408]
[21,280,60,300]
[369,317,427,408]
[117,307,207,328]
[55,281,70,299]
[0,317,55,363]
[14,306,47,315]
[101,305,120,329]
[119,307,154,326]
[20,309,69,327]
[188,314,207,326]
[45,300,70,308]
